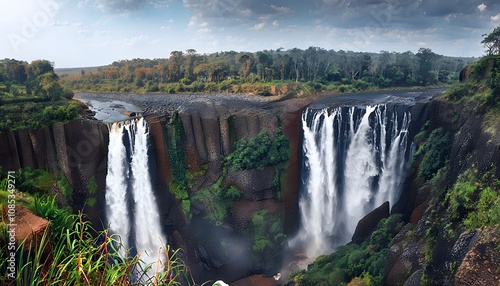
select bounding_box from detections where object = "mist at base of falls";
[290,104,411,260]
[105,118,167,279]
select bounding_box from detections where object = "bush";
[191,174,242,226]
[353,80,371,91]
[16,168,56,194]
[415,128,451,180]
[251,210,284,252]
[445,81,475,101]
[225,128,290,170]
[446,167,500,229]
[288,215,404,286]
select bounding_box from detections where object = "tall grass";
[0,195,202,285]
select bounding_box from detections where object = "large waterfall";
[291,104,411,259]
[105,117,166,278]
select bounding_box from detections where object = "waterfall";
[291,104,411,259]
[105,117,166,279]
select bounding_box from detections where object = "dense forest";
[0,59,81,132]
[58,47,477,94]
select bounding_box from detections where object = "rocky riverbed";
[75,92,279,116]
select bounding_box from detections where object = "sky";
[1,0,500,68]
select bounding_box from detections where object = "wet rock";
[351,201,390,244]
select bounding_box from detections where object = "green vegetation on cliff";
[447,167,500,230]
[225,127,290,170]
[289,215,405,286]
[191,172,242,226]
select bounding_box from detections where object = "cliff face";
[0,120,109,226]
[144,98,308,283]
[385,65,500,285]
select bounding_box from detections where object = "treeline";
[0,59,80,132]
[59,47,476,94]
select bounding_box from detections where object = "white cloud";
[491,13,500,24]
[188,15,199,26]
[477,3,487,12]
[198,27,212,33]
[251,22,266,30]
[124,34,149,45]
[78,0,170,13]
[272,20,279,27]
[270,4,291,14]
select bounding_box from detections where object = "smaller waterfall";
[291,104,411,259]
[105,118,166,279]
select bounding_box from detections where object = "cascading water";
[105,117,166,279]
[291,104,411,259]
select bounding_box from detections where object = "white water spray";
[105,118,167,279]
[291,104,411,259]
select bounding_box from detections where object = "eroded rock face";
[384,223,426,286]
[0,120,109,228]
[454,229,500,286]
[144,98,309,283]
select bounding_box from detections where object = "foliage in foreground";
[289,215,405,286]
[0,195,200,285]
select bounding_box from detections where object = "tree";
[238,54,254,80]
[184,49,197,81]
[482,26,500,55]
[416,48,439,86]
[38,72,63,100]
[168,51,184,82]
[28,60,54,79]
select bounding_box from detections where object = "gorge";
[1,74,499,285]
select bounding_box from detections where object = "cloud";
[477,3,487,12]
[183,0,294,25]
[251,22,266,30]
[492,13,500,24]
[78,0,170,13]
[123,34,149,45]
[270,4,291,14]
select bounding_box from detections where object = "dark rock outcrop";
[454,228,500,285]
[351,201,390,244]
[384,223,426,286]
[0,120,109,229]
